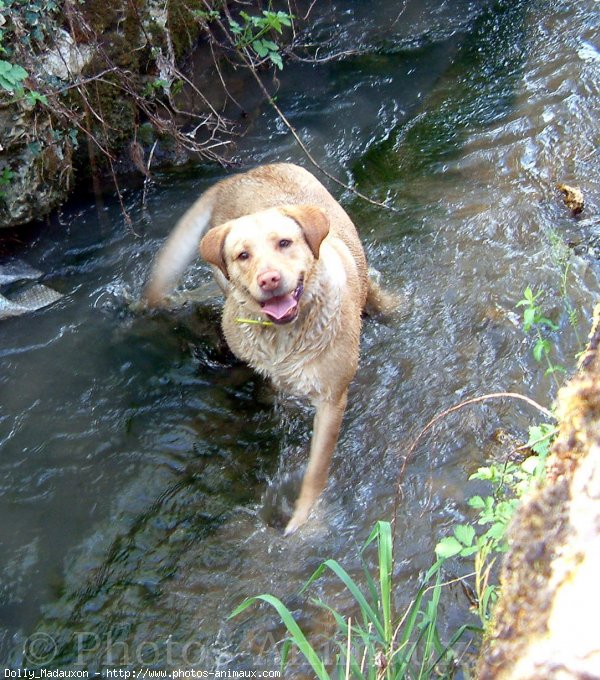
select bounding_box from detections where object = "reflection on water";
[1,0,599,673]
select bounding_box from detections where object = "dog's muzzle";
[260,280,304,324]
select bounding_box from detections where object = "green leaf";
[230,595,331,680]
[523,306,536,331]
[261,39,279,51]
[468,495,486,510]
[545,364,567,376]
[252,39,269,57]
[453,524,475,547]
[481,585,498,618]
[277,11,293,26]
[25,90,48,106]
[469,465,497,482]
[459,545,479,557]
[262,10,283,32]
[269,51,283,69]
[301,558,385,640]
[527,423,556,456]
[533,338,550,362]
[435,536,463,559]
[228,20,242,34]
[7,62,26,80]
[486,522,507,541]
[540,316,559,331]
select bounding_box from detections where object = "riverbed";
[1,0,599,674]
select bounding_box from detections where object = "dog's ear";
[199,224,231,279]
[281,205,330,259]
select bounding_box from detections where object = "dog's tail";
[365,271,399,319]
[143,187,218,307]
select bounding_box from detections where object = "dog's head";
[200,205,329,324]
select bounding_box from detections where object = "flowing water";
[1,0,599,674]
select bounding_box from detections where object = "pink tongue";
[261,293,297,320]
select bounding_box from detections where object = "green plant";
[546,227,583,348]
[191,8,220,22]
[0,58,26,92]
[232,521,476,679]
[228,10,293,69]
[0,0,60,96]
[24,89,47,106]
[435,421,556,627]
[143,77,171,98]
[516,286,565,387]
[0,165,13,200]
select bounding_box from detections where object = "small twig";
[207,6,398,213]
[302,0,319,21]
[142,139,158,211]
[391,0,409,27]
[509,425,559,458]
[345,617,352,680]
[208,38,245,112]
[239,47,399,212]
[285,46,368,64]
[393,392,555,530]
[50,68,121,95]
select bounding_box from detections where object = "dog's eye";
[237,251,250,261]
[278,239,292,249]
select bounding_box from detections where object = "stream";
[1,0,599,675]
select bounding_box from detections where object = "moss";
[137,122,156,146]
[79,0,144,36]
[61,67,137,177]
[0,0,251,225]
[477,480,570,679]
[478,304,600,678]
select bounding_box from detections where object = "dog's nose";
[257,269,281,291]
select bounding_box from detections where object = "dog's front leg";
[284,391,348,536]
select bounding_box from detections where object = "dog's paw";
[283,508,310,537]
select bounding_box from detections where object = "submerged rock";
[0,258,63,319]
[0,283,63,319]
[0,259,42,285]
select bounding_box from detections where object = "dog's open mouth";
[260,280,304,324]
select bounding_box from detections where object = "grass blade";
[230,594,331,680]
[302,559,386,640]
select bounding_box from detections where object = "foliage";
[0,165,13,200]
[191,4,293,70]
[0,59,26,92]
[516,286,566,385]
[435,421,556,627]
[0,0,59,47]
[0,0,67,109]
[232,521,477,679]
[228,10,293,69]
[546,227,583,348]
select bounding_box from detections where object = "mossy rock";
[0,102,73,228]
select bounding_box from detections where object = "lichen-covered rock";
[38,29,93,81]
[0,0,212,229]
[0,100,73,228]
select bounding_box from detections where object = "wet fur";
[144,163,392,534]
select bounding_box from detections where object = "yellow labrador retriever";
[144,163,390,534]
